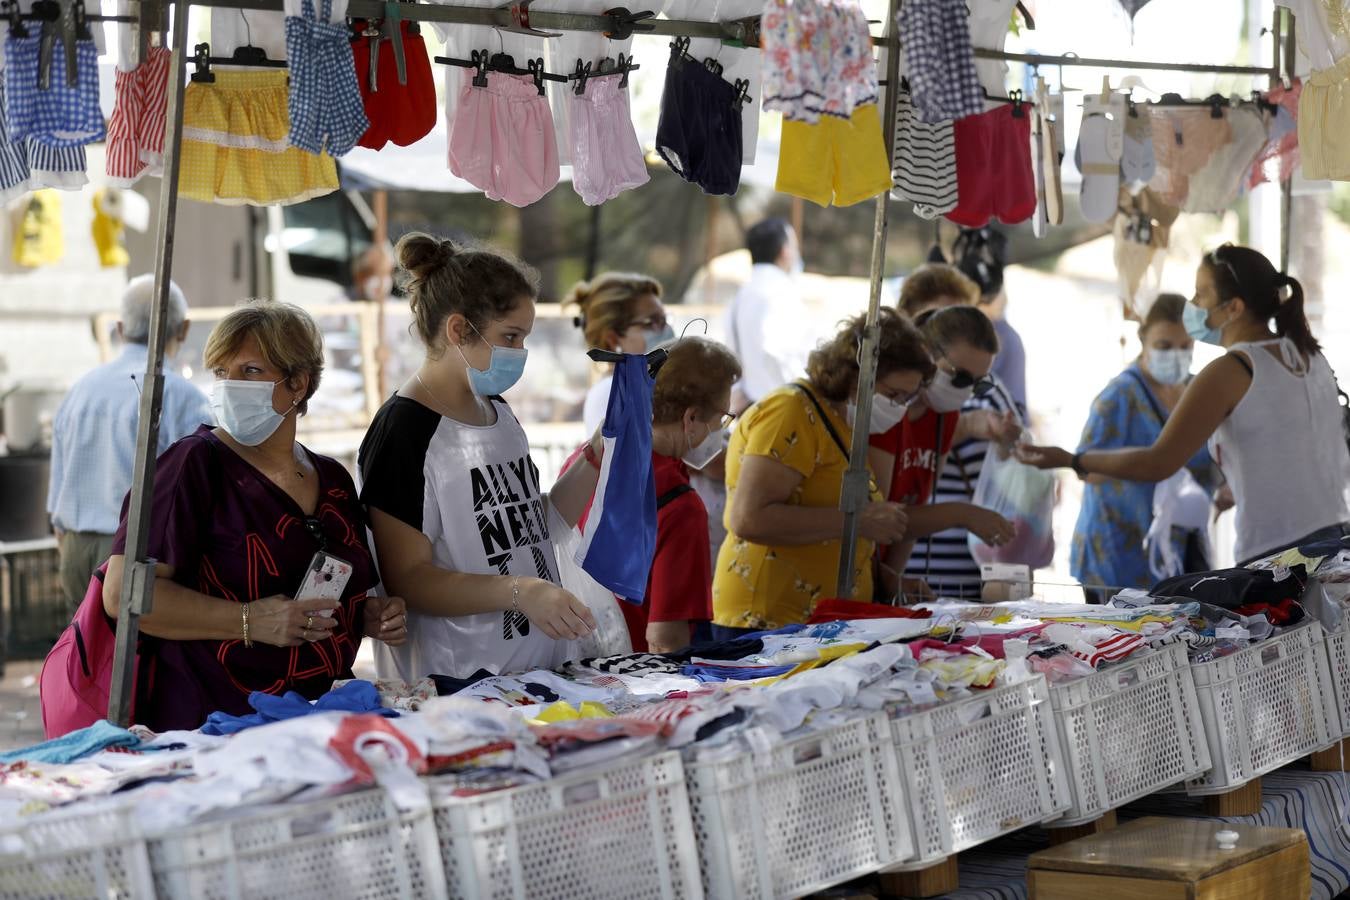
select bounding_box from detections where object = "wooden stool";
[878,857,959,898]
[1027,816,1309,899]
[1044,810,1117,847]
[1198,778,1262,817]
[1310,738,1350,772]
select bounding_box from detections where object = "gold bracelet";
[242,602,253,649]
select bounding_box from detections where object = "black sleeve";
[358,398,440,534]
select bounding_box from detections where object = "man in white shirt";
[726,219,810,412]
[46,276,211,608]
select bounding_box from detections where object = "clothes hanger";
[191,40,288,84]
[587,347,669,378]
[570,52,639,95]
[433,48,568,96]
[983,87,1029,117]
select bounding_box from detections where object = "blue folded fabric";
[201,680,396,736]
[679,663,794,684]
[0,719,142,763]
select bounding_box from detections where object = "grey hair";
[120,274,188,343]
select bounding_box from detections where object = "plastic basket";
[0,798,153,900]
[148,787,446,900]
[1324,626,1350,739]
[1045,642,1211,826]
[886,674,1069,869]
[433,751,702,900]
[1187,621,1340,794]
[685,713,909,900]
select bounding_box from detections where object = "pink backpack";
[39,565,147,738]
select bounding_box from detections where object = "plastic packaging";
[968,436,1056,569]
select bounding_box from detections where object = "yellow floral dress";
[712,382,879,630]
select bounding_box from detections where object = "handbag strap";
[1123,367,1170,427]
[792,383,851,462]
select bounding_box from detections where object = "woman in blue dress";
[1071,294,1223,601]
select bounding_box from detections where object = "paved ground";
[0,660,44,752]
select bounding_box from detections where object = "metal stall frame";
[106,0,1298,722]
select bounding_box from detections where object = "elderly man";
[725,218,811,413]
[46,275,211,608]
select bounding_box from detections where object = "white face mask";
[1146,348,1193,385]
[924,369,974,413]
[682,422,726,470]
[211,378,293,446]
[847,396,912,434]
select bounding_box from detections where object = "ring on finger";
[306,615,314,630]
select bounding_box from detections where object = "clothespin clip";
[1207,94,1225,119]
[526,57,546,96]
[603,7,654,41]
[2,0,28,38]
[571,58,593,95]
[368,1,407,92]
[615,51,635,89]
[731,78,752,112]
[190,42,215,83]
[33,0,80,90]
[703,55,723,77]
[496,0,561,38]
[669,35,690,67]
[723,14,761,48]
[470,48,491,87]
[1099,74,1112,104]
[1008,88,1026,117]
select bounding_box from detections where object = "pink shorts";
[448,70,559,208]
[105,47,171,187]
[567,77,648,206]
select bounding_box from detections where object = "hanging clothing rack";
[106,0,1300,722]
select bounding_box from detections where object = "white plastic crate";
[685,713,909,900]
[433,750,702,900]
[1046,642,1211,826]
[0,799,153,900]
[148,787,446,900]
[1324,626,1350,739]
[886,674,1069,869]
[1187,620,1340,794]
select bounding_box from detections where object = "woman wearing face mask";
[567,273,672,434]
[1021,244,1350,566]
[712,309,928,637]
[359,234,598,682]
[1070,295,1221,601]
[869,306,1020,599]
[97,302,408,732]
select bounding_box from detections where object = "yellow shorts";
[775,102,892,207]
[179,69,337,206]
[1300,56,1350,181]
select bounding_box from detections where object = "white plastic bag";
[967,440,1056,569]
[1143,468,1211,580]
[553,521,633,660]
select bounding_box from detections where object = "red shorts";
[350,21,436,150]
[946,103,1035,228]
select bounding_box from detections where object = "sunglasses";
[627,314,669,333]
[303,516,328,552]
[950,369,996,396]
[1208,248,1242,287]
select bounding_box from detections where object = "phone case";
[296,552,353,613]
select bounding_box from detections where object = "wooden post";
[1044,810,1117,847]
[372,189,389,399]
[878,857,959,899]
[1200,778,1263,817]
[1310,738,1350,772]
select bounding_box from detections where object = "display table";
[938,767,1350,900]
[1026,816,1308,899]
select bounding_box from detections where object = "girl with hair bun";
[358,232,603,680]
[1022,244,1350,565]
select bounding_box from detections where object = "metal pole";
[972,47,1279,78]
[1279,8,1296,274]
[836,0,901,599]
[107,0,191,727]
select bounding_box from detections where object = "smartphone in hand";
[296,552,353,617]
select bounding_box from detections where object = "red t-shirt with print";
[869,409,960,506]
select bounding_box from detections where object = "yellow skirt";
[179,69,337,205]
[1300,56,1350,182]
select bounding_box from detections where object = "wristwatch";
[1071,452,1087,478]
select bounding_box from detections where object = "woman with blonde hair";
[566,272,670,433]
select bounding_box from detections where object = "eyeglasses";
[712,411,735,430]
[627,314,669,333]
[1208,247,1241,287]
[882,386,925,407]
[303,516,328,552]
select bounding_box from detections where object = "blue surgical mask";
[211,378,292,446]
[1183,300,1225,346]
[645,323,675,353]
[457,323,528,396]
[1146,348,1192,385]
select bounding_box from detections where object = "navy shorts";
[655,55,742,196]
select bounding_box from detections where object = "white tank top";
[1209,338,1350,562]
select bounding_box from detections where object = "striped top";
[904,376,1017,598]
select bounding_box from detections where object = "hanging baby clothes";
[1300,58,1350,180]
[90,189,130,268]
[777,104,890,207]
[106,47,171,187]
[0,70,29,206]
[1147,107,1232,206]
[761,0,876,124]
[1113,185,1180,320]
[891,86,958,219]
[28,143,86,190]
[946,103,1035,228]
[285,0,367,157]
[351,19,436,150]
[179,70,338,205]
[4,32,104,148]
[655,43,744,196]
[1249,79,1301,189]
[1277,0,1350,72]
[447,68,560,208]
[12,189,63,267]
[575,354,657,603]
[1183,107,1268,213]
[896,0,985,123]
[567,75,649,206]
